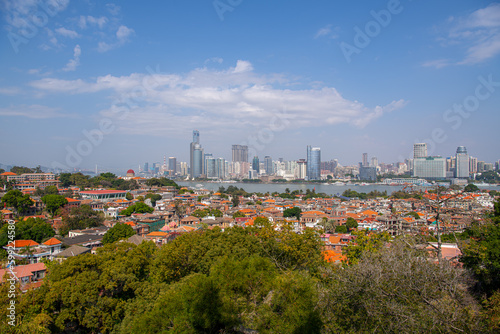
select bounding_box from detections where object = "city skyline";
[1,1,500,169]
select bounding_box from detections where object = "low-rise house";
[0,262,47,291]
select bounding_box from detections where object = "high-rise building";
[359,165,377,181]
[252,156,260,173]
[297,159,307,179]
[306,146,321,180]
[143,162,149,174]
[232,145,248,163]
[168,157,177,174]
[469,156,478,174]
[205,157,216,178]
[413,143,428,159]
[264,156,273,175]
[179,162,188,176]
[455,146,469,179]
[193,130,200,144]
[362,153,368,167]
[190,130,204,178]
[371,157,378,168]
[413,156,446,179]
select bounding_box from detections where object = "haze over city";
[1,0,499,170]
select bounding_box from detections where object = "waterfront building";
[413,143,428,159]
[307,146,321,180]
[455,146,469,179]
[413,156,446,179]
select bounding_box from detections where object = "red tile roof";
[6,240,39,248]
[43,237,62,246]
[80,190,127,194]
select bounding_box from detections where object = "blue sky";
[1,0,499,172]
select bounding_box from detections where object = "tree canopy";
[283,206,301,220]
[1,189,33,215]
[120,202,154,216]
[41,194,68,215]
[102,223,135,244]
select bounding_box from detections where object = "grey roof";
[56,245,91,258]
[62,234,103,246]
[126,234,148,245]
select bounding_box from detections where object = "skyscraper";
[168,157,177,174]
[306,146,321,180]
[413,143,428,159]
[190,130,203,178]
[232,145,248,163]
[252,156,260,173]
[362,153,368,167]
[264,156,273,175]
[455,146,469,179]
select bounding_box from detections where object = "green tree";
[335,225,348,233]
[145,193,162,206]
[464,183,480,193]
[343,230,391,265]
[283,206,302,220]
[126,192,133,200]
[231,196,239,207]
[120,202,154,216]
[0,189,33,215]
[10,166,33,174]
[232,211,245,219]
[58,172,72,187]
[319,239,483,333]
[41,194,68,215]
[102,223,135,244]
[461,219,500,296]
[345,217,358,231]
[61,205,104,235]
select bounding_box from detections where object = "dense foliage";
[0,190,33,215]
[1,219,490,333]
[102,223,135,244]
[120,202,154,216]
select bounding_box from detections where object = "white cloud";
[62,45,81,72]
[29,60,406,135]
[205,57,224,64]
[55,27,79,38]
[116,25,134,41]
[3,0,69,29]
[0,104,70,119]
[232,60,253,73]
[106,3,121,16]
[79,15,108,29]
[425,3,500,67]
[314,24,340,39]
[421,59,452,69]
[97,25,135,52]
[0,87,21,95]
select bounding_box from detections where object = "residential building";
[232,145,248,163]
